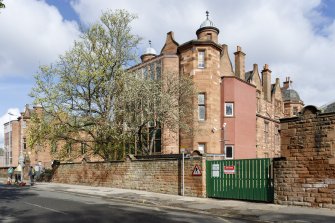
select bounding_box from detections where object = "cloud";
[71,0,335,106]
[0,108,21,147]
[0,0,81,78]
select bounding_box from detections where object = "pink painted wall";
[221,77,256,159]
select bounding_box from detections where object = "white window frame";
[225,145,234,159]
[198,143,205,153]
[198,93,206,121]
[198,51,205,68]
[225,102,234,117]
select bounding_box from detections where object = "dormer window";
[198,51,205,68]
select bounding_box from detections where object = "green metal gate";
[206,158,274,202]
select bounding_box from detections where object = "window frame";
[198,50,205,68]
[224,102,234,117]
[225,145,234,159]
[198,143,205,153]
[81,143,87,155]
[198,93,206,121]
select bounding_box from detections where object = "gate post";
[202,156,207,197]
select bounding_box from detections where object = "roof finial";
[149,40,152,48]
[206,11,209,19]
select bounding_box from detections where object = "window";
[66,143,72,154]
[198,51,205,68]
[198,93,205,121]
[150,63,155,80]
[23,138,26,150]
[225,145,234,159]
[143,66,148,79]
[147,123,162,154]
[156,60,161,80]
[206,33,212,40]
[22,121,27,129]
[81,143,87,155]
[198,143,205,153]
[225,102,234,117]
[293,107,298,116]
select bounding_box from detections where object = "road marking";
[23,202,67,215]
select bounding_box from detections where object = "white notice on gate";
[212,164,220,177]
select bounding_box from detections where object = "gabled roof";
[245,71,253,82]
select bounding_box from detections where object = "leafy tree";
[118,72,195,156]
[0,0,5,9]
[29,9,196,161]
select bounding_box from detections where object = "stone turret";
[141,40,157,63]
[196,11,219,43]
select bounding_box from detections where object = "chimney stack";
[253,64,258,73]
[283,76,292,89]
[261,64,272,102]
[234,46,246,80]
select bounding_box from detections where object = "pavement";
[2,178,335,222]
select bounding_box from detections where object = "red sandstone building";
[2,13,305,166]
[130,12,304,159]
[3,105,52,168]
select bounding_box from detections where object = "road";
[0,183,249,223]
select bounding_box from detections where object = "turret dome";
[196,11,220,43]
[282,89,301,102]
[200,18,215,28]
[145,46,157,55]
[140,40,157,63]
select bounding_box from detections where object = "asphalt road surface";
[0,183,249,223]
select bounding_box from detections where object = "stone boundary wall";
[275,106,335,209]
[0,167,8,178]
[0,167,30,180]
[51,156,206,197]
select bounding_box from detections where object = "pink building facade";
[221,76,256,159]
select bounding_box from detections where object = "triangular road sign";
[192,164,202,176]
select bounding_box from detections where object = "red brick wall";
[275,106,335,209]
[51,157,206,197]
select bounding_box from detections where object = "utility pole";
[181,148,185,196]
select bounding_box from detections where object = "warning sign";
[192,164,202,176]
[224,166,235,174]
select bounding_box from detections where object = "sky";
[0,0,335,146]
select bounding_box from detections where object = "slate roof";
[321,101,335,113]
[282,88,301,102]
